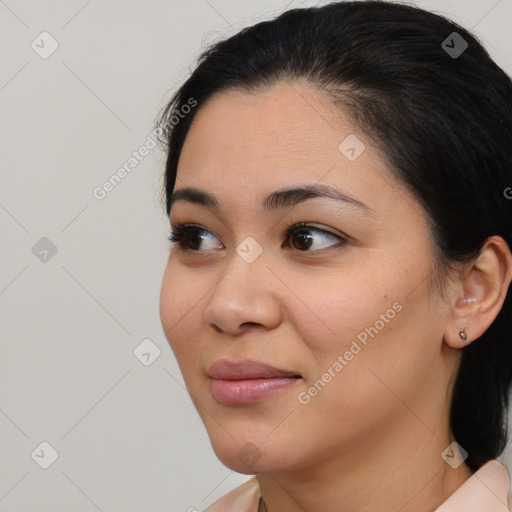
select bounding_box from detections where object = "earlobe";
[443,236,512,350]
[455,298,474,344]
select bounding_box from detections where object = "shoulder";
[203,477,260,512]
[435,459,511,512]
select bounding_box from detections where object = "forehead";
[174,82,416,222]
[179,82,349,171]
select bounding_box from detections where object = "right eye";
[168,224,222,252]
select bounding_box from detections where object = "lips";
[207,359,302,406]
[207,359,301,380]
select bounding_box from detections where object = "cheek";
[159,261,202,359]
[293,264,432,403]
[291,266,394,361]
[159,266,176,342]
[304,299,439,441]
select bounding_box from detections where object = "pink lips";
[207,359,301,406]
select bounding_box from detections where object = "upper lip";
[207,359,301,380]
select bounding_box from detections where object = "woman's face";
[160,82,457,474]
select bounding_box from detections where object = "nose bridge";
[217,231,268,290]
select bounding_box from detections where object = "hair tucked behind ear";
[155,0,512,471]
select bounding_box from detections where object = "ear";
[444,236,512,349]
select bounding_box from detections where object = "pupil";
[189,231,202,250]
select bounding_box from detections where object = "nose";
[203,249,282,336]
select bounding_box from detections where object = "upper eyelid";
[290,222,347,239]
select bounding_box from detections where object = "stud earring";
[459,329,468,341]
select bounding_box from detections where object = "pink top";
[204,460,510,512]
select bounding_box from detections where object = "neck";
[256,416,473,512]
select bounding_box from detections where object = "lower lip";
[210,377,300,406]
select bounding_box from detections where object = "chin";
[211,436,299,475]
[214,452,276,475]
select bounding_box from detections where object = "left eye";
[168,222,347,253]
[283,222,347,252]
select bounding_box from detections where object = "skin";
[159,81,512,512]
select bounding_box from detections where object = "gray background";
[1,0,511,511]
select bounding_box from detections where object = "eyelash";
[167,222,348,253]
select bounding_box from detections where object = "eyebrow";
[168,183,373,215]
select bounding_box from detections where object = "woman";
[156,1,512,510]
